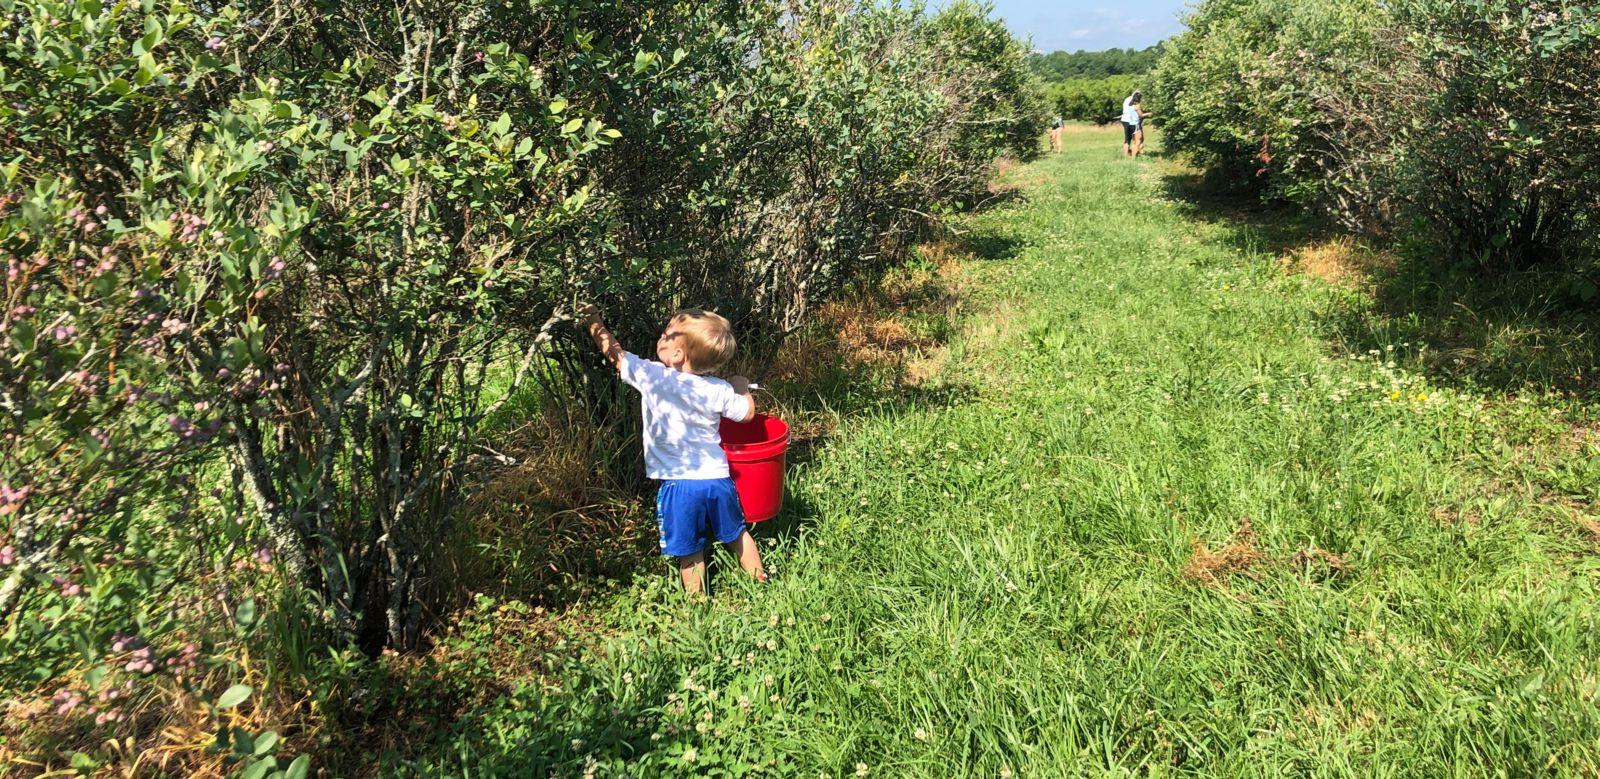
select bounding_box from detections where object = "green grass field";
[402,127,1600,777]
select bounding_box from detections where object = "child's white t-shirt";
[620,352,751,480]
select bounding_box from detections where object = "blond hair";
[669,309,736,372]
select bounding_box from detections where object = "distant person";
[1121,91,1149,158]
[1049,115,1064,153]
[579,305,768,596]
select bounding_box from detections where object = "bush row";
[1155,0,1600,281]
[1047,75,1144,125]
[0,0,1044,763]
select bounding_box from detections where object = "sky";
[984,0,1189,52]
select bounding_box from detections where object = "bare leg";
[1134,129,1145,158]
[678,550,707,595]
[723,530,767,582]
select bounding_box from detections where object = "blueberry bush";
[1047,75,1144,125]
[1,0,1043,770]
[1156,0,1600,278]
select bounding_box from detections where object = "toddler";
[579,305,768,594]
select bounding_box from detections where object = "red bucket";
[719,413,789,523]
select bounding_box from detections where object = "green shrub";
[0,0,1042,763]
[1384,0,1600,272]
[1153,0,1387,202]
[1157,0,1600,281]
[1047,75,1143,125]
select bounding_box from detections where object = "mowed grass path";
[411,127,1600,777]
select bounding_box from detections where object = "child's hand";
[576,303,603,328]
[728,375,752,395]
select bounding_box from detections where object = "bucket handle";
[747,383,793,426]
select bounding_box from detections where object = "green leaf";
[548,97,567,115]
[283,754,310,779]
[10,319,35,352]
[135,52,160,85]
[243,759,276,779]
[561,118,583,135]
[236,598,258,627]
[216,684,253,710]
[254,730,280,756]
[70,752,96,773]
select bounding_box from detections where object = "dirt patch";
[1431,504,1484,527]
[1561,420,1600,456]
[1183,518,1265,587]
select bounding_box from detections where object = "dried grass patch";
[1183,520,1356,588]
[1280,237,1395,286]
[1431,504,1484,527]
[1183,518,1265,587]
[1,661,319,778]
[448,406,652,608]
[768,246,961,387]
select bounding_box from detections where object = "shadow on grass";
[1160,169,1333,263]
[1326,260,1600,399]
[958,229,1026,262]
[971,187,1028,212]
[1160,168,1600,399]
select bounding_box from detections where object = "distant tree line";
[1027,45,1161,81]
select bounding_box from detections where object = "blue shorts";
[656,478,747,557]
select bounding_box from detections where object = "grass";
[392,126,1600,777]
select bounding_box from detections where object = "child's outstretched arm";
[578,304,624,372]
